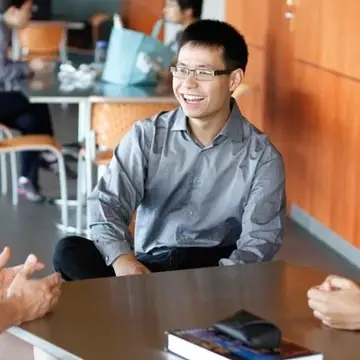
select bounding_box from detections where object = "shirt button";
[196,179,200,184]
[106,256,109,261]
[189,210,194,215]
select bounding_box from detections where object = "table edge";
[7,326,82,360]
[89,96,178,104]
[27,96,177,104]
[28,97,89,104]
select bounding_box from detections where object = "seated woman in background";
[0,0,68,202]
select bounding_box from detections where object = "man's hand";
[29,58,54,74]
[308,275,360,330]
[28,78,51,90]
[112,254,151,277]
[0,247,44,300]
[6,254,62,324]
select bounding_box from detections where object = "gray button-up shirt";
[89,101,286,266]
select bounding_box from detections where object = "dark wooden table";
[7,261,360,359]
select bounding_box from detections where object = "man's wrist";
[112,254,137,273]
[2,297,23,326]
[218,258,237,266]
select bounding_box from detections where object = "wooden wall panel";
[284,63,360,244]
[355,160,360,247]
[226,0,269,131]
[321,0,360,79]
[295,0,360,80]
[293,0,321,66]
[227,0,360,247]
[264,0,360,246]
[226,0,269,48]
[237,47,265,131]
[335,75,360,245]
[341,1,360,80]
[122,0,164,37]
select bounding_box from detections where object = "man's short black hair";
[177,0,203,19]
[178,19,248,73]
[1,0,28,10]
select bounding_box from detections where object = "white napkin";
[58,63,97,92]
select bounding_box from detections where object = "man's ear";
[229,69,244,93]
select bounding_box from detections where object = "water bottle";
[94,41,108,69]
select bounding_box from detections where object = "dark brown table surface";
[7,261,360,359]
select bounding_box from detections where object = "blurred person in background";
[163,0,203,53]
[0,0,73,202]
[154,0,203,86]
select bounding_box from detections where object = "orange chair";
[75,101,177,233]
[0,124,68,228]
[13,21,67,62]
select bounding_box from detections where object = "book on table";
[166,327,323,360]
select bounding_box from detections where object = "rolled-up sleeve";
[220,146,286,266]
[88,121,151,266]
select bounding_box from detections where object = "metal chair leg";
[0,153,7,195]
[54,151,68,228]
[85,152,93,231]
[75,155,86,233]
[0,130,7,195]
[9,152,18,205]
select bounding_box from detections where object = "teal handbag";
[101,20,175,86]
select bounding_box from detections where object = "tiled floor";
[1,104,360,359]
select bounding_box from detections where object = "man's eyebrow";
[176,62,213,68]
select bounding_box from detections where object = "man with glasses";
[53,20,286,280]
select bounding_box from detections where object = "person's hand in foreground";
[6,252,62,324]
[308,275,360,330]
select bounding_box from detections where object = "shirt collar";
[218,98,245,142]
[171,107,188,131]
[171,98,245,142]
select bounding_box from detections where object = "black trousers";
[0,92,53,189]
[52,236,236,281]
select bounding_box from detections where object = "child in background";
[0,0,65,202]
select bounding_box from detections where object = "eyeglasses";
[170,66,235,81]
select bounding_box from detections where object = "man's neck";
[187,105,232,147]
